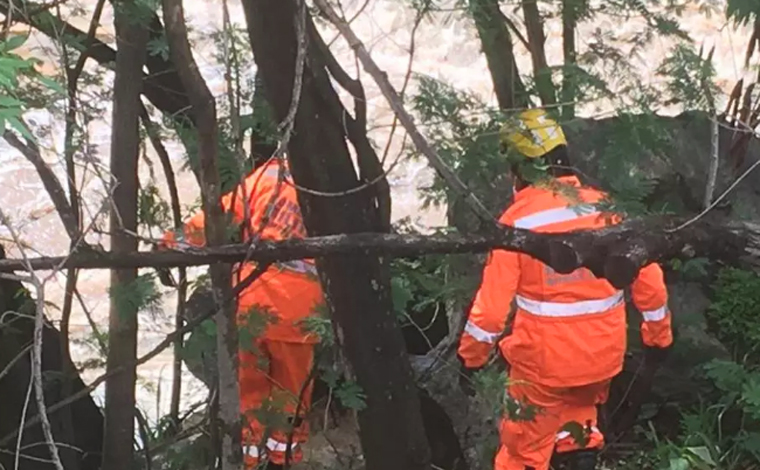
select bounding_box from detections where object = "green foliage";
[669,258,711,281]
[410,74,507,211]
[706,268,760,358]
[138,183,171,229]
[657,43,719,111]
[238,306,277,356]
[630,359,760,469]
[0,34,39,140]
[113,0,161,26]
[146,34,170,61]
[108,273,162,319]
[588,113,674,216]
[727,0,760,26]
[298,306,334,347]
[333,380,368,411]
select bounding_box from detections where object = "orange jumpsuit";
[161,159,324,468]
[457,176,672,470]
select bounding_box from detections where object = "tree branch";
[0,217,755,289]
[313,0,495,226]
[0,0,193,124]
[306,13,391,230]
[162,0,241,468]
[2,131,79,241]
[468,0,528,110]
[521,0,555,105]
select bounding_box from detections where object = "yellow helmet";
[500,108,567,159]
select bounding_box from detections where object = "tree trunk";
[102,4,148,469]
[162,0,242,468]
[468,0,528,110]
[522,0,556,106]
[561,0,581,119]
[243,1,432,469]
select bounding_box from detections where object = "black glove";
[643,344,672,366]
[152,244,177,287]
[157,268,176,287]
[458,359,480,397]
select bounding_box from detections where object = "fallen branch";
[0,217,755,288]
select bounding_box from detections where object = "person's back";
[160,157,324,470]
[495,175,631,388]
[457,109,673,470]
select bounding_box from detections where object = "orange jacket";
[161,159,324,343]
[458,176,672,387]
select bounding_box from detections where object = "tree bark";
[561,0,582,119]
[521,0,556,106]
[468,0,528,110]
[243,1,432,469]
[162,1,242,469]
[102,3,148,469]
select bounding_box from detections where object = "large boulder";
[0,246,104,470]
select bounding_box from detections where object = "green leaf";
[335,380,367,411]
[669,457,690,470]
[1,34,28,53]
[0,95,24,108]
[685,446,716,466]
[6,116,34,142]
[36,75,65,95]
[559,421,590,449]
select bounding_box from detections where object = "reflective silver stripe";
[556,426,601,442]
[513,204,599,230]
[243,445,260,458]
[263,166,291,180]
[464,320,500,344]
[276,260,318,276]
[642,305,668,322]
[516,291,624,317]
[266,438,298,453]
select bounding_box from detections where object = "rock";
[0,246,104,470]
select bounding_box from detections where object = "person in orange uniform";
[457,109,674,470]
[159,156,324,470]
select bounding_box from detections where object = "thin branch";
[0,208,64,470]
[669,155,760,233]
[162,0,240,467]
[669,115,760,232]
[2,131,79,241]
[313,0,495,225]
[307,12,391,227]
[704,115,719,209]
[74,288,106,353]
[500,10,530,50]
[221,0,251,231]
[379,10,422,166]
[139,103,187,428]
[0,342,31,382]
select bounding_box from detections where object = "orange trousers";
[239,339,315,468]
[495,371,610,470]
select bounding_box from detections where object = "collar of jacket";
[513,175,582,202]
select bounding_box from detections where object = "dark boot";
[566,449,598,470]
[265,463,283,470]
